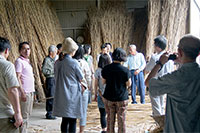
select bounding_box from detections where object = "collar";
[20,56,30,63]
[182,62,198,68]
[0,55,6,60]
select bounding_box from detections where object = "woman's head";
[98,54,111,68]
[112,47,127,62]
[83,44,91,55]
[73,44,85,60]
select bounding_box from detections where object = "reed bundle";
[145,0,189,58]
[0,0,64,100]
[87,0,134,67]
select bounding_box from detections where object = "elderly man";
[42,45,57,119]
[15,42,35,133]
[0,37,23,132]
[145,35,174,128]
[146,34,200,132]
[124,44,146,104]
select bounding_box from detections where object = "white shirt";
[196,55,200,65]
[146,51,174,78]
[123,52,146,71]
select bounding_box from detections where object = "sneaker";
[46,115,56,120]
[131,101,137,104]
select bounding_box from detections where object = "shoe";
[46,115,56,119]
[141,102,145,104]
[131,101,137,104]
[101,131,107,133]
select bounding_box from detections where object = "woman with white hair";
[53,37,84,133]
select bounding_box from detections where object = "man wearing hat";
[42,45,57,119]
[145,34,200,132]
[145,35,174,129]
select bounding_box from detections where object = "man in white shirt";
[124,44,146,104]
[145,35,174,128]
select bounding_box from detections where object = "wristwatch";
[156,60,163,68]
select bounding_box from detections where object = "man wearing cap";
[124,44,146,104]
[42,45,57,119]
[145,35,174,129]
[145,34,200,132]
[15,42,35,132]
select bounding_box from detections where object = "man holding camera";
[145,34,200,132]
[145,35,174,129]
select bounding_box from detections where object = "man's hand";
[159,52,169,65]
[21,90,27,102]
[14,113,23,128]
[173,53,181,63]
[94,94,97,102]
[81,84,86,93]
[134,69,140,75]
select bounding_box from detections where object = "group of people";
[0,34,200,133]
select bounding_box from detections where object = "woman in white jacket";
[73,44,92,133]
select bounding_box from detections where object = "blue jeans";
[130,70,145,103]
[80,89,89,126]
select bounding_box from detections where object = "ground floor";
[28,95,158,132]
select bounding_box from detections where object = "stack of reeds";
[0,0,64,100]
[145,0,189,58]
[87,0,134,67]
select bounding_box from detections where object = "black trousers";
[45,77,55,116]
[61,117,77,133]
[99,108,107,129]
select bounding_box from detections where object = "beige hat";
[62,37,78,54]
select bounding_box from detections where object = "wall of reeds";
[0,0,64,100]
[145,0,189,58]
[87,0,134,67]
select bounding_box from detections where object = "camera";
[168,54,177,60]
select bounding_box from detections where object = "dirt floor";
[28,95,158,133]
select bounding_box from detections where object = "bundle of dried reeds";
[87,0,133,67]
[145,0,189,58]
[0,0,64,100]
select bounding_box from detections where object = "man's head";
[101,43,108,54]
[129,44,137,55]
[0,37,11,59]
[154,35,167,52]
[178,34,200,62]
[19,42,30,59]
[48,45,57,59]
[56,43,62,54]
[106,43,112,52]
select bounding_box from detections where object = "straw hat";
[62,37,78,54]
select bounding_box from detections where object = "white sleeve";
[145,55,156,72]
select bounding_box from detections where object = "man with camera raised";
[145,34,200,132]
[145,35,174,129]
